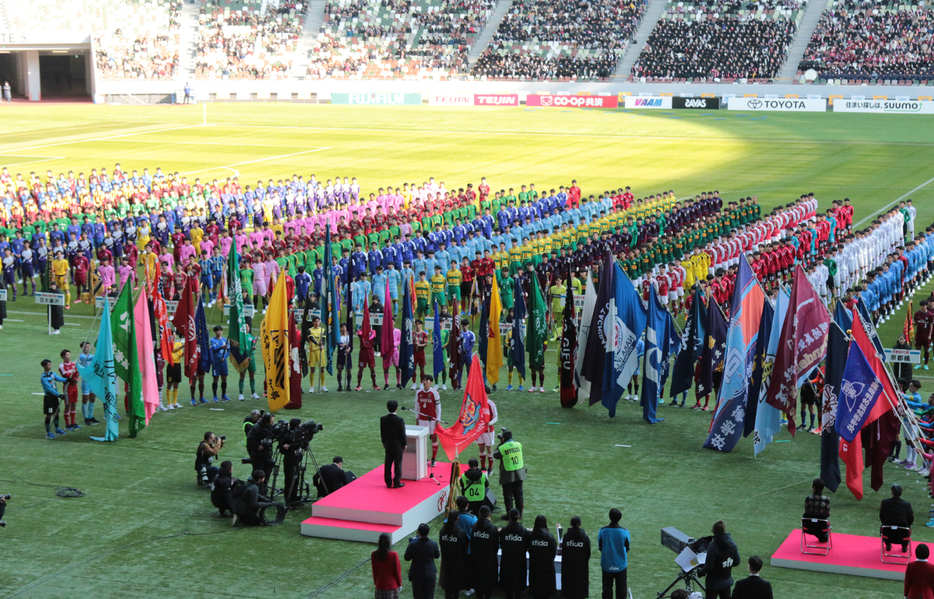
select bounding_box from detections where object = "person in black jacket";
[405,522,440,599]
[881,483,914,551]
[232,470,273,526]
[439,511,470,599]
[732,555,773,599]
[528,514,558,598]
[561,516,591,599]
[380,400,407,488]
[499,508,528,599]
[247,414,276,489]
[313,456,354,498]
[210,460,235,517]
[697,520,740,599]
[470,506,499,599]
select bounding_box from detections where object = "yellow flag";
[486,274,504,384]
[261,275,290,412]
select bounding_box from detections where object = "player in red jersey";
[476,398,498,473]
[59,348,81,430]
[415,375,441,466]
[914,300,934,370]
[655,265,670,306]
[413,320,428,385]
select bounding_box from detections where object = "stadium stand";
[631,0,804,82]
[797,0,934,82]
[195,0,305,80]
[470,0,647,81]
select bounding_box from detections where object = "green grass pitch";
[2,103,934,598]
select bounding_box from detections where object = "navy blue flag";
[399,280,415,387]
[820,319,849,492]
[670,287,707,398]
[582,252,614,409]
[432,300,444,381]
[640,284,671,424]
[743,299,774,437]
[697,298,728,398]
[323,224,339,376]
[195,297,211,374]
[611,263,645,413]
[837,341,884,442]
[510,278,526,380]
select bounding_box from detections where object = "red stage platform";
[301,464,451,544]
[771,529,908,581]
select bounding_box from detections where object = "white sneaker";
[251,393,260,399]
[539,387,545,393]
[411,384,417,390]
[321,387,328,393]
[239,394,245,400]
[441,384,447,391]
[309,387,315,394]
[173,402,181,408]
[167,404,175,410]
[920,469,930,477]
[158,404,168,412]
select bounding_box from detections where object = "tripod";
[656,567,705,599]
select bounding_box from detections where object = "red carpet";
[771,529,908,580]
[301,463,451,543]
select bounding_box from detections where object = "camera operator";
[697,520,740,599]
[232,469,274,526]
[243,409,263,448]
[0,493,8,527]
[493,429,526,520]
[314,456,354,498]
[195,431,225,488]
[247,414,277,490]
[279,418,306,504]
[211,461,235,517]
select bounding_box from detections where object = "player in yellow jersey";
[445,260,462,315]
[190,224,204,255]
[51,251,71,304]
[430,265,446,315]
[414,271,430,319]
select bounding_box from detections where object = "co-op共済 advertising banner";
[833,99,934,114]
[728,97,826,112]
[526,94,618,108]
[623,96,673,109]
[473,94,519,106]
[672,96,721,110]
[331,92,422,106]
[428,94,473,106]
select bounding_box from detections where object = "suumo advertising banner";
[428,94,473,106]
[474,94,519,106]
[672,97,721,109]
[526,94,619,108]
[331,93,422,105]
[728,97,826,112]
[623,96,673,109]
[833,99,934,114]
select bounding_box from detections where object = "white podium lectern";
[402,425,429,480]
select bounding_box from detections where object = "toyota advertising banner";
[728,97,826,112]
[474,93,519,106]
[833,99,934,114]
[672,97,721,109]
[623,96,673,109]
[526,94,618,108]
[331,92,422,105]
[428,93,473,106]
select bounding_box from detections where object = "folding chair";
[881,525,912,564]
[800,518,831,556]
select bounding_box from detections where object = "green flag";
[110,283,144,437]
[528,276,547,369]
[228,243,247,350]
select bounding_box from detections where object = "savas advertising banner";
[673,97,720,109]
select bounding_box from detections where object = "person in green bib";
[459,457,489,515]
[493,429,526,520]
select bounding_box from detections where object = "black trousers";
[602,569,626,599]
[283,457,300,503]
[411,575,436,599]
[502,480,524,513]
[705,585,731,599]
[384,448,403,487]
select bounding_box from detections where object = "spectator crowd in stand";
[632,0,801,81]
[470,0,646,81]
[798,0,934,80]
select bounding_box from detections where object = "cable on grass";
[0,478,85,497]
[305,557,371,598]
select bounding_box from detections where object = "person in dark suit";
[404,522,440,599]
[313,456,355,498]
[380,400,407,489]
[905,543,934,599]
[881,483,914,552]
[732,556,773,599]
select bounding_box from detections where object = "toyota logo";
[540,96,553,106]
[747,99,762,109]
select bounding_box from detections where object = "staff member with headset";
[460,457,489,515]
[493,429,526,520]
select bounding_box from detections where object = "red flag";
[435,359,491,460]
[151,261,173,366]
[764,265,830,434]
[171,285,199,379]
[840,435,864,500]
[904,300,914,345]
[851,309,899,425]
[286,312,303,409]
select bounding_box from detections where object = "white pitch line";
[853,174,934,228]
[0,124,203,154]
[4,318,24,322]
[113,140,318,149]
[179,147,331,177]
[7,310,98,320]
[0,156,66,168]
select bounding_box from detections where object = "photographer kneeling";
[211,461,235,517]
[195,431,225,488]
[232,469,274,526]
